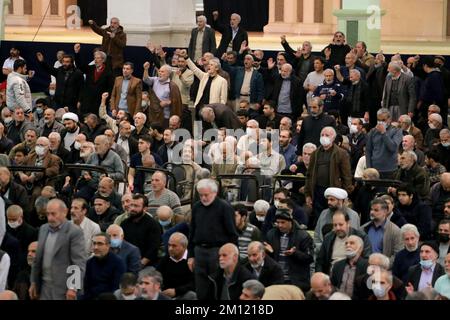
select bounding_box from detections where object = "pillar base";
[264,22,334,35]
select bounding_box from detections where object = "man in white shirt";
[2,46,23,76]
[70,198,101,257]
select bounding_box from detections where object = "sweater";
[392,248,420,284]
[156,255,195,296]
[188,197,239,256]
[83,252,126,300]
[366,125,403,173]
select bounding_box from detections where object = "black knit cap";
[420,241,440,257]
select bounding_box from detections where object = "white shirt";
[117,136,130,163]
[74,217,101,257]
[2,56,23,71]
[64,127,80,151]
[0,253,11,292]
[170,250,188,263]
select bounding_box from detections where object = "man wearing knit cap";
[314,187,360,254]
[406,241,445,292]
[263,208,314,292]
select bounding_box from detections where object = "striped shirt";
[146,188,182,217]
[237,223,261,259]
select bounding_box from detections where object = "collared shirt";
[117,136,130,163]
[340,261,356,297]
[368,220,386,253]
[42,222,65,283]
[194,28,205,61]
[240,69,253,96]
[277,79,292,114]
[143,77,172,119]
[119,78,130,110]
[170,250,188,263]
[438,243,450,266]
[232,27,239,41]
[418,263,436,291]
[252,260,265,279]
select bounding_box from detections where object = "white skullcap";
[62,112,79,123]
[324,187,348,200]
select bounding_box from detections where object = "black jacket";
[244,255,284,287]
[315,228,372,275]
[264,223,314,291]
[115,133,138,158]
[296,113,336,154]
[396,197,432,240]
[407,263,445,290]
[207,264,255,300]
[269,75,304,119]
[353,269,407,300]
[2,182,31,221]
[87,206,120,232]
[75,53,114,117]
[212,20,248,58]
[38,62,84,111]
[330,257,368,298]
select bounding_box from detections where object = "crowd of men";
[0,11,449,301]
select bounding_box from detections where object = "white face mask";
[377,121,387,129]
[274,200,280,208]
[256,215,265,222]
[74,142,81,150]
[49,89,56,96]
[141,101,148,108]
[8,221,21,229]
[246,128,256,139]
[35,146,46,157]
[3,117,13,125]
[350,125,358,134]
[429,123,436,130]
[320,136,332,147]
[122,294,137,300]
[442,142,450,148]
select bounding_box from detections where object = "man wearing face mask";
[329,235,367,298]
[367,269,396,300]
[83,233,126,300]
[406,241,445,292]
[437,220,450,267]
[366,108,403,179]
[114,273,140,300]
[6,205,37,267]
[434,128,450,171]
[61,112,87,152]
[106,224,141,275]
[305,127,353,225]
[424,113,444,150]
[21,137,61,197]
[70,198,101,257]
[36,52,84,113]
[347,118,367,170]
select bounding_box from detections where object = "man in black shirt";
[188,178,238,300]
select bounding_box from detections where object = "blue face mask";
[159,220,171,227]
[419,259,434,269]
[110,238,122,248]
[372,285,386,298]
[36,107,43,115]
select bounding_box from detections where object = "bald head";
[106,224,124,239]
[441,173,450,190]
[0,290,18,300]
[156,205,173,221]
[311,272,332,299]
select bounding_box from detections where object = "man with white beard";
[392,224,421,283]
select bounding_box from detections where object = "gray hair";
[169,232,188,248]
[253,200,270,213]
[47,198,67,211]
[402,150,418,162]
[399,115,412,125]
[159,64,172,74]
[138,267,163,286]
[321,126,337,140]
[323,68,335,76]
[48,132,61,143]
[94,51,107,62]
[196,168,211,180]
[329,292,351,300]
[441,128,450,136]
[242,280,265,299]
[197,15,207,23]
[347,235,364,251]
[311,96,324,107]
[134,112,147,123]
[303,143,317,153]
[350,69,361,78]
[196,179,218,193]
[429,113,443,123]
[231,13,241,23]
[377,108,391,119]
[248,241,265,253]
[389,61,402,72]
[369,253,390,270]
[400,223,420,238]
[247,119,259,128]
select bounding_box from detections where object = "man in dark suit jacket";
[212,11,248,58]
[0,167,31,220]
[406,241,445,291]
[200,103,242,130]
[107,224,141,275]
[244,241,284,287]
[188,15,217,61]
[330,235,368,299]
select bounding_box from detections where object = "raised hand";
[88,20,94,25]
[280,35,287,43]
[143,62,151,70]
[74,43,81,53]
[101,92,109,100]
[267,57,276,70]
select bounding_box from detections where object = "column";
[107,0,196,47]
[265,0,338,34]
[0,0,11,41]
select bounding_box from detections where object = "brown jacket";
[90,23,127,70]
[409,125,424,150]
[144,81,183,126]
[23,152,61,186]
[305,144,353,198]
[110,76,142,116]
